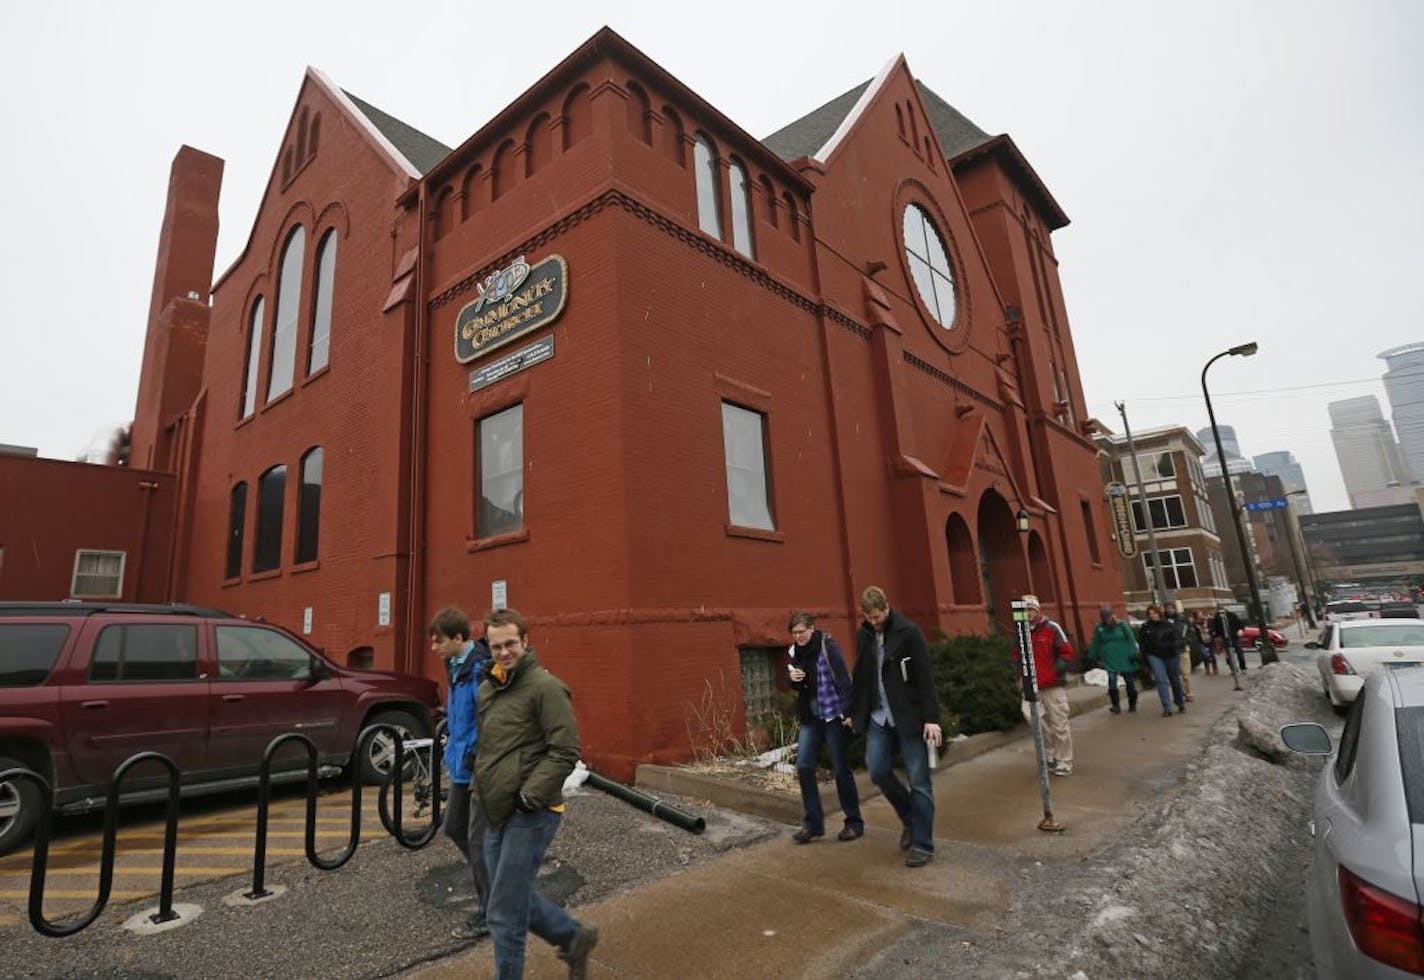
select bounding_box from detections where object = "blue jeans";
[796,719,863,836]
[482,808,580,979]
[1147,653,1185,712]
[866,721,934,852]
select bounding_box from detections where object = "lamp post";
[1116,401,1167,605]
[1202,342,1278,665]
[1281,491,1317,628]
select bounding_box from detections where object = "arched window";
[946,514,980,605]
[895,103,905,137]
[627,81,652,145]
[902,203,957,327]
[282,147,293,184]
[525,113,551,178]
[267,226,305,399]
[694,134,721,239]
[662,106,685,167]
[728,158,754,259]
[253,464,286,574]
[759,175,777,229]
[491,140,516,200]
[240,297,264,418]
[297,107,309,163]
[296,447,323,564]
[434,186,456,239]
[461,164,483,220]
[562,84,591,150]
[783,192,800,243]
[225,482,247,580]
[308,113,321,156]
[308,230,336,375]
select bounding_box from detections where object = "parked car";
[1310,618,1424,713]
[1324,601,1373,624]
[1281,669,1424,977]
[0,602,440,855]
[1378,601,1421,620]
[1237,626,1289,650]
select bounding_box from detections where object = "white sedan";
[1310,619,1424,713]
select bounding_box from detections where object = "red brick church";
[3,28,1121,775]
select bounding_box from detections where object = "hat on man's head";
[1023,594,1041,610]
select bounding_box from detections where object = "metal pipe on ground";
[585,771,706,834]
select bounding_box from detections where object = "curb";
[636,684,1107,825]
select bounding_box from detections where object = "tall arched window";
[694,134,721,239]
[254,464,286,574]
[296,107,309,163]
[562,84,592,149]
[267,227,305,400]
[662,106,685,167]
[308,113,321,156]
[225,482,247,579]
[783,192,801,243]
[759,175,777,229]
[296,447,323,564]
[461,164,483,220]
[308,231,336,374]
[491,140,516,200]
[728,157,754,259]
[525,113,551,178]
[241,297,264,418]
[627,81,652,145]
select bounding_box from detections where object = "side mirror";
[1304,641,1320,650]
[1280,723,1332,755]
[308,657,331,682]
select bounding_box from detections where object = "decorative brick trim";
[903,351,1002,410]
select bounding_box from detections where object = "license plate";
[1387,662,1421,670]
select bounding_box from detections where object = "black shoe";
[837,825,863,842]
[899,826,913,851]
[452,911,489,941]
[905,847,933,868]
[1128,702,1138,713]
[559,922,599,980]
[1108,705,1121,714]
[1177,702,1186,713]
[1162,709,1173,717]
[792,828,823,844]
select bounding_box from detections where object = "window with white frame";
[267,226,306,400]
[308,230,336,375]
[1143,548,1198,589]
[241,297,264,419]
[728,158,754,258]
[71,550,125,598]
[694,134,722,239]
[1130,494,1188,532]
[721,402,774,530]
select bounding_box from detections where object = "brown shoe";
[559,922,599,980]
[836,825,863,842]
[792,828,823,844]
[905,847,933,868]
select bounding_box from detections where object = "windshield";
[1340,625,1424,649]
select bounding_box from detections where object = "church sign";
[1105,482,1137,558]
[454,254,568,363]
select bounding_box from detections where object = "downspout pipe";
[403,183,431,675]
[584,771,706,834]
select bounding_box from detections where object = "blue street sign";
[1244,498,1289,511]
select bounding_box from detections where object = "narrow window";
[478,404,523,538]
[254,464,287,573]
[662,106,685,166]
[759,175,777,229]
[783,193,800,242]
[71,550,125,598]
[722,402,774,530]
[267,227,306,400]
[296,448,322,564]
[241,297,264,418]
[562,84,592,149]
[525,113,551,178]
[492,140,515,200]
[226,482,247,579]
[728,158,754,259]
[1080,500,1102,565]
[694,134,722,239]
[308,231,336,374]
[627,81,652,145]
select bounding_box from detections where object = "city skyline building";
[1253,450,1314,514]
[1328,395,1415,508]
[1380,343,1424,486]
[1197,424,1253,479]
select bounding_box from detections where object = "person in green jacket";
[473,607,598,979]
[1088,603,1140,714]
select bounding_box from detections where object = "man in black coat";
[1209,605,1246,672]
[849,586,943,868]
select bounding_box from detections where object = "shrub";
[929,631,1024,736]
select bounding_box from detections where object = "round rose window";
[902,203,957,328]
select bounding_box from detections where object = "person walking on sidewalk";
[1013,595,1077,774]
[1191,609,1218,675]
[473,608,598,980]
[1163,601,1194,702]
[786,611,863,844]
[849,587,943,869]
[1210,605,1247,674]
[429,606,493,940]
[1088,603,1139,714]
[1139,604,1186,717]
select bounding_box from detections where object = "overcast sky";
[3,1,1421,513]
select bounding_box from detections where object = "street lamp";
[1016,508,1031,534]
[1281,491,1317,628]
[1202,342,1278,665]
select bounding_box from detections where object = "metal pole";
[1280,500,1317,628]
[1116,401,1167,605]
[1202,349,1278,666]
[1014,599,1063,833]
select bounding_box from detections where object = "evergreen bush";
[929,631,1024,735]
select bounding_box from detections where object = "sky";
[2,1,1421,513]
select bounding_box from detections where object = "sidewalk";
[405,673,1240,979]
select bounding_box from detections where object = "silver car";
[1310,619,1424,713]
[1282,669,1424,977]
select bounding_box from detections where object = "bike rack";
[6,752,184,937]
[364,722,442,850]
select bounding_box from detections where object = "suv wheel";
[0,757,41,856]
[358,710,428,785]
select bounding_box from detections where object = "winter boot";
[1108,688,1121,714]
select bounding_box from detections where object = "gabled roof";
[760,76,993,163]
[341,89,453,176]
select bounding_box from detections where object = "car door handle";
[222,694,245,703]
[81,700,109,710]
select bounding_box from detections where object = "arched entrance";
[1027,530,1057,604]
[977,490,1030,633]
[946,513,981,606]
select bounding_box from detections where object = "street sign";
[1244,498,1289,512]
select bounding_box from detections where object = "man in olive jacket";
[473,608,597,979]
[849,586,943,868]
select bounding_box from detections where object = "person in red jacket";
[1013,595,1076,775]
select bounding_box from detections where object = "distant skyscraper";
[1380,343,1424,484]
[1253,450,1314,514]
[1196,424,1252,478]
[1328,395,1415,508]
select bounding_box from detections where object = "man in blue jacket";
[430,606,492,940]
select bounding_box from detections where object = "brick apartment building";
[4,28,1122,775]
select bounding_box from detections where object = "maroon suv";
[0,602,439,854]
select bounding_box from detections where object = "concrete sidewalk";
[404,671,1244,979]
